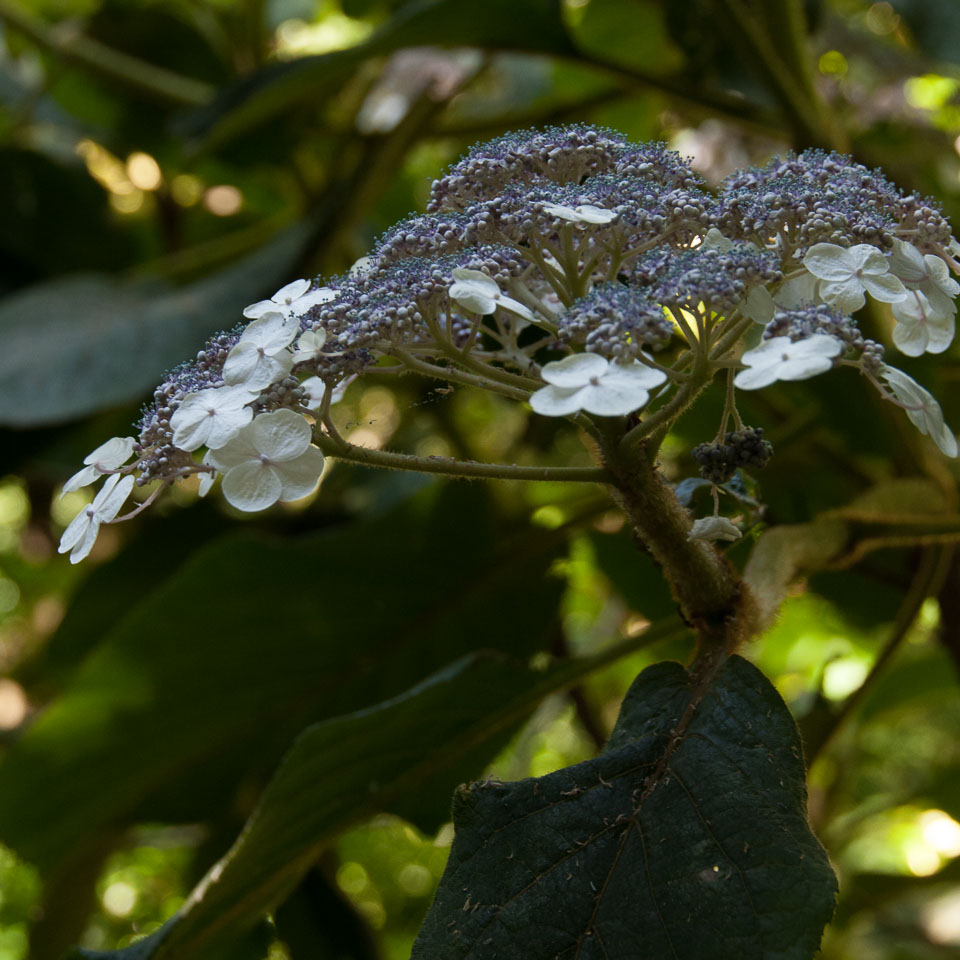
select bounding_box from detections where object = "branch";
[0,0,213,106]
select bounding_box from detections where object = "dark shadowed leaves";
[0,484,563,874]
[412,655,837,960]
[0,225,309,427]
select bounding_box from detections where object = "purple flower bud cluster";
[692,428,773,484]
[560,284,673,360]
[427,125,700,214]
[632,243,781,315]
[716,150,906,256]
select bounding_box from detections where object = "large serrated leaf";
[412,655,837,960]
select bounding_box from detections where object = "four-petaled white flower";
[170,384,259,451]
[803,243,907,313]
[223,312,299,390]
[688,516,742,542]
[243,279,336,320]
[881,365,958,458]
[449,268,534,321]
[540,201,618,225]
[530,353,667,417]
[734,334,843,390]
[293,329,328,365]
[891,289,956,357]
[58,473,135,564]
[207,409,325,512]
[61,436,136,495]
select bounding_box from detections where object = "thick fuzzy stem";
[602,440,758,650]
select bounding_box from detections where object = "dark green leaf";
[0,224,309,427]
[413,655,837,960]
[116,653,547,960]
[0,484,563,873]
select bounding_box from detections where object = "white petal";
[496,295,535,321]
[276,446,325,501]
[242,299,275,319]
[578,382,651,417]
[848,244,890,275]
[238,312,299,352]
[774,271,819,308]
[892,292,932,357]
[84,436,135,469]
[293,329,327,363]
[272,279,310,304]
[803,243,854,281]
[59,506,95,553]
[882,366,958,457]
[349,256,374,278]
[700,229,734,253]
[889,239,928,283]
[777,355,836,381]
[450,268,499,296]
[449,284,496,315]
[68,516,101,564]
[734,365,781,390]
[540,352,609,388]
[203,407,257,451]
[221,461,283,511]
[197,466,216,498]
[300,376,326,411]
[529,384,588,416]
[574,204,617,224]
[61,464,99,495]
[743,286,775,324]
[862,272,907,303]
[819,277,866,313]
[601,359,668,391]
[925,255,960,297]
[291,288,336,314]
[94,473,134,521]
[251,409,312,461]
[540,202,581,221]
[688,516,742,542]
[783,334,844,360]
[223,341,294,391]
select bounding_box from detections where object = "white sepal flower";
[540,201,618,224]
[889,239,960,319]
[803,243,907,313]
[207,409,325,511]
[61,436,136,496]
[774,270,819,309]
[891,290,956,357]
[58,473,135,564]
[223,312,299,390]
[292,329,328,364]
[880,365,958,458]
[699,228,734,254]
[688,516,742,542]
[734,334,843,390]
[449,268,533,321]
[742,286,775,324]
[301,375,354,411]
[170,384,259,451]
[530,353,667,417]
[243,280,336,320]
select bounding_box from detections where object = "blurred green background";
[1,0,960,958]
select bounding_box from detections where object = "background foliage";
[1,0,960,957]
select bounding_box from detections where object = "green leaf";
[0,224,309,427]
[743,517,848,631]
[412,655,837,960]
[0,485,563,874]
[103,653,547,960]
[184,0,575,147]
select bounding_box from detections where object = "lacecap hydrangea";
[59,126,960,562]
